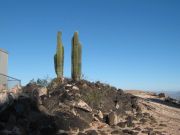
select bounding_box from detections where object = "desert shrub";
[29,77,52,87]
[82,90,103,108]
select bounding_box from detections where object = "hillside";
[0,79,180,135]
[125,90,180,135]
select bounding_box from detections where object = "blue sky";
[0,0,180,91]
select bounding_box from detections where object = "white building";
[0,49,8,89]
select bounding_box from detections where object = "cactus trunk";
[72,32,82,81]
[54,31,64,78]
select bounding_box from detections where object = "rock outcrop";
[0,79,173,135]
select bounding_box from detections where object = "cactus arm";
[54,53,57,75]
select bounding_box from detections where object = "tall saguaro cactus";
[71,32,82,81]
[54,31,64,78]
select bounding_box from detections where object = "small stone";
[72,86,79,91]
[97,110,103,119]
[93,117,100,121]
[117,122,126,128]
[115,103,119,109]
[65,89,70,92]
[66,84,72,87]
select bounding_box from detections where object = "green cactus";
[54,31,64,78]
[72,32,82,81]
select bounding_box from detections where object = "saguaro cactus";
[71,32,82,81]
[54,31,64,78]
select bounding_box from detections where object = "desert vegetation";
[54,31,82,82]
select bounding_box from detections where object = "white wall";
[0,49,8,89]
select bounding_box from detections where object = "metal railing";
[0,73,21,91]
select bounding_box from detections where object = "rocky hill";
[0,78,179,135]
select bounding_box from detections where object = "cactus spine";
[71,32,82,81]
[54,31,64,78]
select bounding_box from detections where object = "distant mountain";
[164,91,180,100]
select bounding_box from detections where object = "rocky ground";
[125,90,180,135]
[0,78,179,135]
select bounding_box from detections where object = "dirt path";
[126,90,180,135]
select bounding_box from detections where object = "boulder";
[33,87,48,97]
[54,111,89,131]
[108,112,118,125]
[74,99,92,112]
